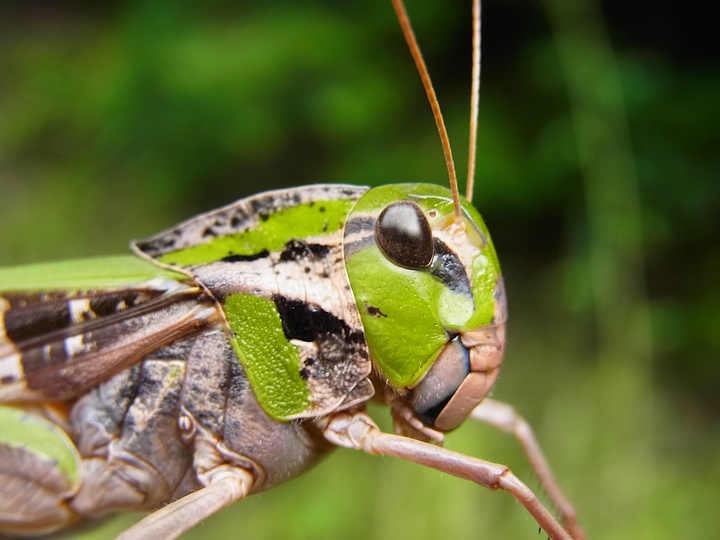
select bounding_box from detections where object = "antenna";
[391,0,461,219]
[391,0,481,216]
[466,0,481,202]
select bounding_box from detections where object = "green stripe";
[224,293,310,420]
[0,255,183,292]
[158,199,354,266]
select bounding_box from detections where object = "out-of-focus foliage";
[1,0,718,538]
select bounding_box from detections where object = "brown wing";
[0,279,219,402]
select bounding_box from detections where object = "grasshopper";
[0,1,585,538]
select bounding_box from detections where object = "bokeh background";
[1,0,718,538]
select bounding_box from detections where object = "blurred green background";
[1,0,718,538]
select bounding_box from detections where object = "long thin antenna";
[466,0,481,202]
[391,0,462,219]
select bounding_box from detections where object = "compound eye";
[375,201,434,268]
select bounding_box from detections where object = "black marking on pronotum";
[299,357,316,380]
[136,235,179,255]
[221,250,270,263]
[272,295,364,347]
[273,296,316,343]
[161,237,179,250]
[249,191,301,217]
[279,240,330,263]
[429,239,472,297]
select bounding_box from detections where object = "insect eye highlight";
[375,201,434,268]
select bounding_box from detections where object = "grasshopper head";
[344,184,506,432]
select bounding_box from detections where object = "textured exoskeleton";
[0,183,584,539]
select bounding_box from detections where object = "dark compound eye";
[375,201,434,268]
